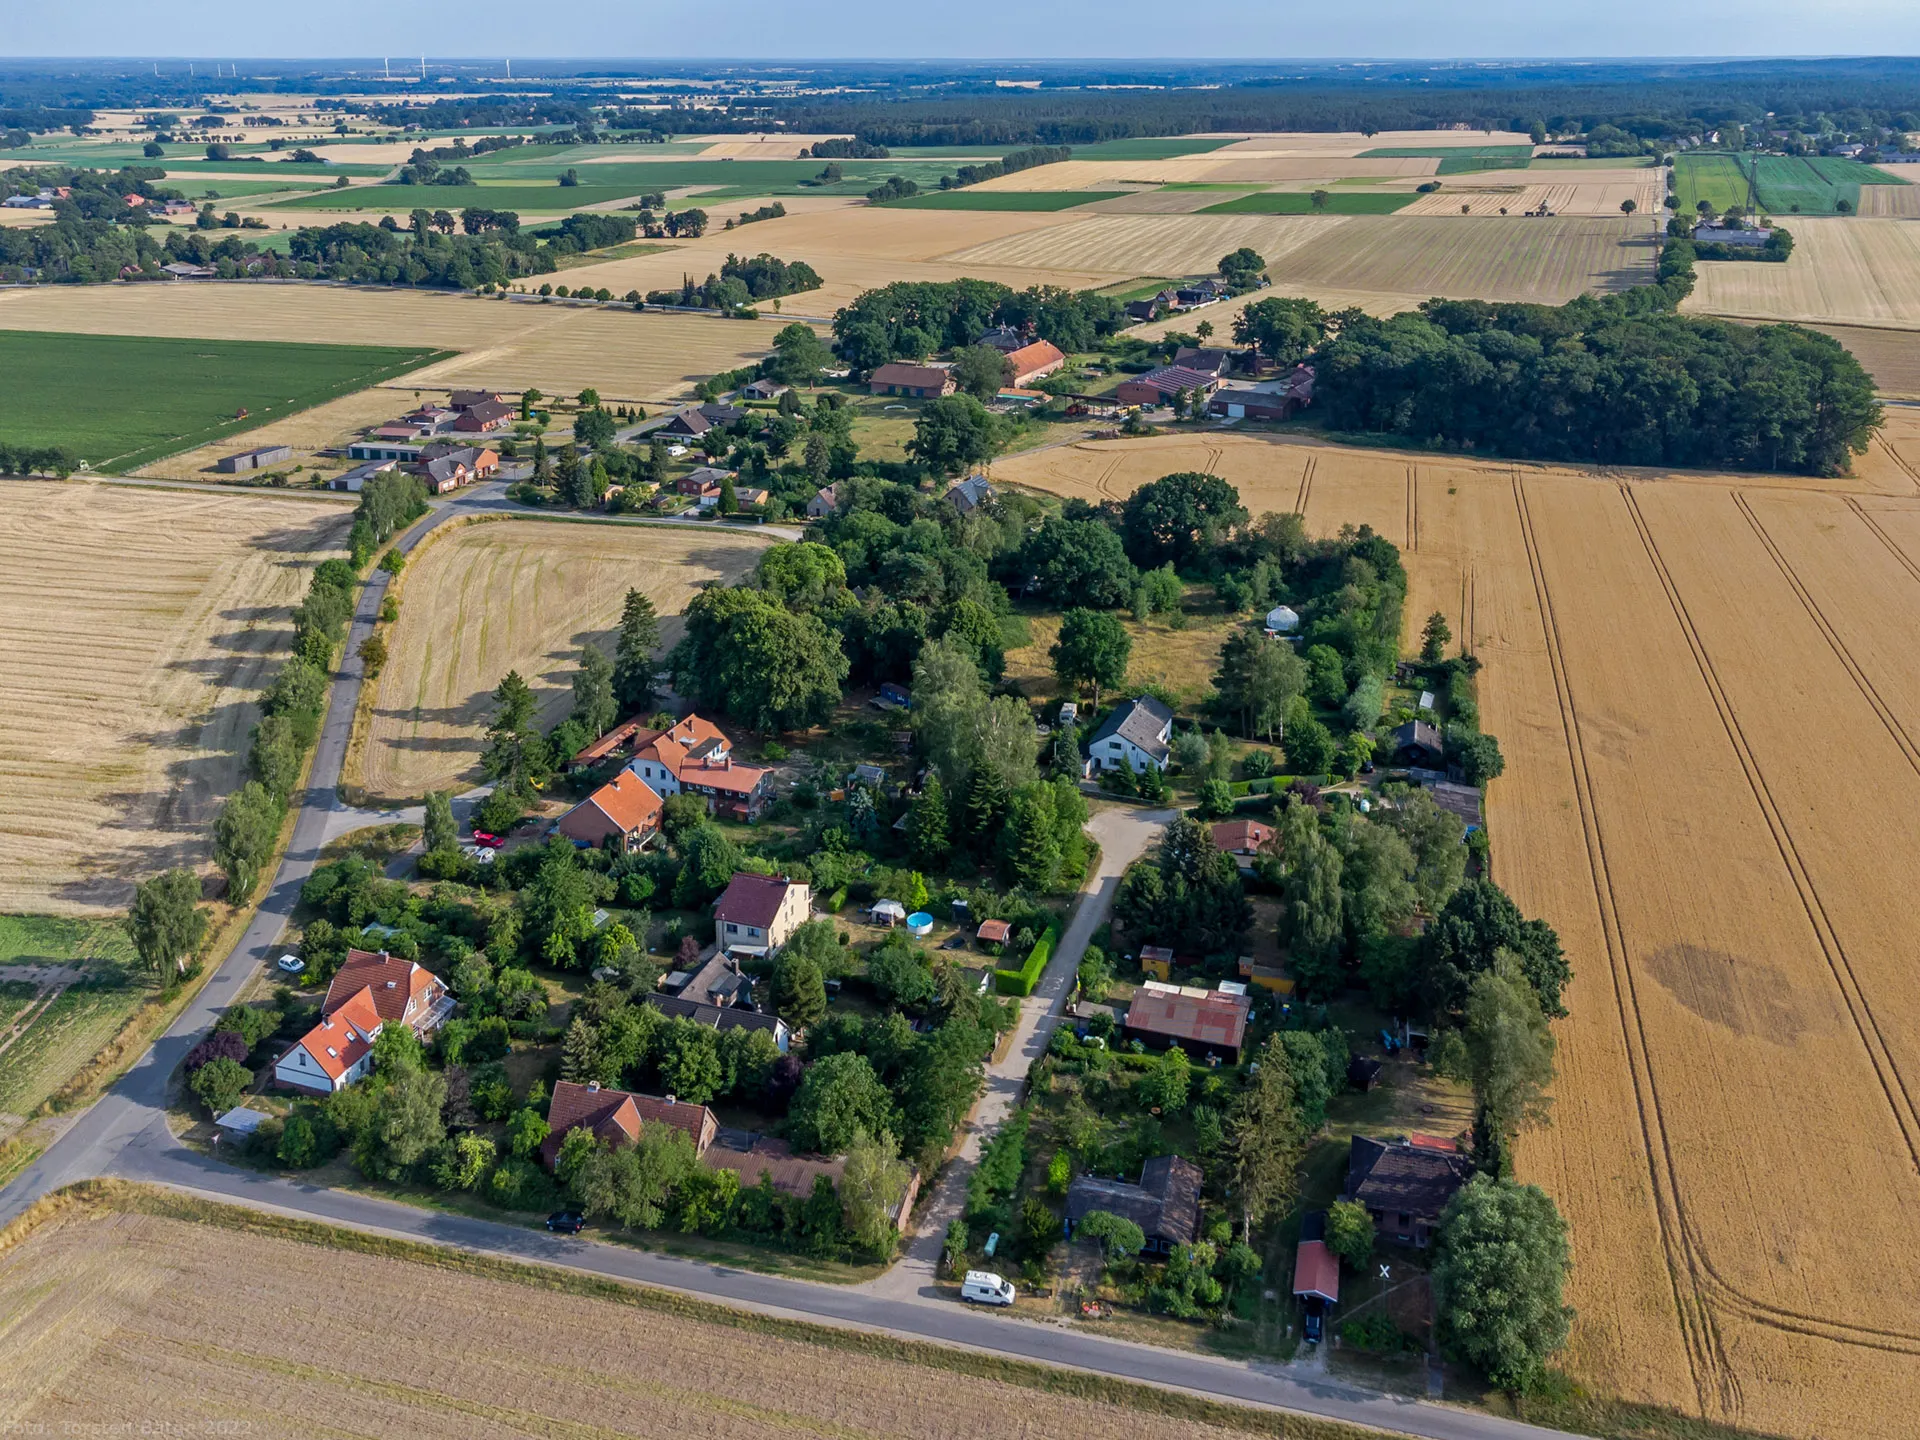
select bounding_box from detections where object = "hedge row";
[995,921,1063,997]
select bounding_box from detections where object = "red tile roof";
[1003,339,1065,382]
[630,714,771,797]
[713,872,795,931]
[579,770,663,836]
[1125,987,1251,1054]
[323,952,440,1025]
[540,1081,717,1166]
[977,919,1013,944]
[292,987,383,1082]
[1293,1239,1341,1303]
[869,362,953,391]
[1211,819,1273,854]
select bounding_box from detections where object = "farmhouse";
[1692,223,1773,246]
[1085,694,1174,773]
[159,261,214,278]
[1171,346,1237,378]
[712,871,812,957]
[658,407,714,438]
[624,713,774,820]
[449,398,514,434]
[557,769,664,851]
[1065,1155,1203,1256]
[1389,719,1444,768]
[1124,980,1252,1062]
[1124,299,1160,322]
[1343,1135,1473,1247]
[449,388,508,410]
[214,444,293,473]
[976,324,1027,352]
[539,1080,718,1168]
[406,444,497,494]
[1114,365,1221,408]
[868,362,956,398]
[273,952,450,1094]
[1003,339,1066,387]
[699,400,750,427]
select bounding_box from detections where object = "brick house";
[868,362,956,398]
[557,769,664,851]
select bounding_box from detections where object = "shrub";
[184,1029,250,1072]
[995,921,1061,996]
[189,1057,252,1116]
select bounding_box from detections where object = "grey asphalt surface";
[0,485,1580,1440]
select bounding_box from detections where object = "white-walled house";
[1084,695,1175,773]
[274,951,451,1094]
[713,872,812,957]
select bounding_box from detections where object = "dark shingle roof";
[1345,1136,1472,1221]
[1087,695,1175,763]
[1065,1155,1202,1247]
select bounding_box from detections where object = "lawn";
[1361,145,1534,175]
[0,330,452,469]
[880,190,1127,211]
[1070,137,1242,161]
[1202,191,1416,215]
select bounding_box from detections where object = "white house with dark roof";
[712,872,812,957]
[1085,695,1175,773]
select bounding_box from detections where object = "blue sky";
[11,1,1920,60]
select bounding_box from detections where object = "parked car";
[546,1211,586,1234]
[276,954,305,974]
[471,831,505,849]
[1303,1297,1325,1344]
[960,1270,1016,1306]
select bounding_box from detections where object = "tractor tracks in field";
[1405,464,1419,551]
[1294,454,1316,518]
[1846,496,1920,586]
[1509,471,1736,1424]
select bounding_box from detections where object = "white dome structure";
[1265,605,1300,634]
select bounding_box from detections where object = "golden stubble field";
[0,1202,1291,1440]
[0,284,800,404]
[998,425,1920,1436]
[354,520,771,801]
[0,484,349,914]
[1684,218,1920,327]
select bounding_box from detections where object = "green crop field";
[1363,144,1534,174]
[170,178,334,199]
[0,915,143,1121]
[1202,191,1416,215]
[160,159,392,177]
[1070,137,1242,160]
[271,182,648,211]
[1528,155,1658,169]
[880,190,1127,211]
[0,331,452,470]
[1675,152,1907,217]
[405,158,965,195]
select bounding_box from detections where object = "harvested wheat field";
[0,484,348,914]
[132,384,420,480]
[1804,323,1920,398]
[1210,130,1534,156]
[999,432,1920,1434]
[1857,184,1920,218]
[0,1195,1318,1440]
[968,157,1439,191]
[1685,218,1920,327]
[1397,173,1663,217]
[0,284,800,404]
[356,520,770,800]
[949,215,1652,304]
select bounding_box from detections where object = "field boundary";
[14,1178,1398,1440]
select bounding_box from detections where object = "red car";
[470,831,506,849]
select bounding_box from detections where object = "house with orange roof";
[557,769,664,851]
[273,950,451,1094]
[624,713,773,821]
[538,1080,720,1167]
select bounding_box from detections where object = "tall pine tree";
[909,775,951,867]
[571,643,617,737]
[963,767,1010,848]
[611,588,661,714]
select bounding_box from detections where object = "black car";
[1303,1297,1325,1343]
[546,1210,586,1234]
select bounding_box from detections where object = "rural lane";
[868,801,1175,1300]
[0,488,1585,1440]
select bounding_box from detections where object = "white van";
[961,1270,1016,1306]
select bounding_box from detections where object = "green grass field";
[171,178,334,199]
[160,159,391,177]
[1675,152,1908,217]
[1528,155,1658,170]
[1201,191,1415,215]
[1070,137,1242,160]
[0,331,452,470]
[1362,144,1534,175]
[879,190,1126,211]
[0,915,144,1121]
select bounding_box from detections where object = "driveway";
[867,802,1175,1300]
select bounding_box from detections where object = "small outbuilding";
[1264,605,1300,634]
[870,899,907,927]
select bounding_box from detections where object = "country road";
[0,484,1584,1440]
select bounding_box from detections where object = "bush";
[189,1057,252,1116]
[995,921,1061,996]
[184,1029,250,1072]
[212,1002,282,1051]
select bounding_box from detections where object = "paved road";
[870,802,1175,1300]
[0,488,1583,1440]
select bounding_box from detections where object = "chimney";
[665,1094,677,1106]
[586,1082,600,1092]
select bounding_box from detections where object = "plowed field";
[354,520,770,801]
[0,485,348,914]
[997,430,1920,1435]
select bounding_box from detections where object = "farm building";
[1171,346,1237,377]
[1124,981,1252,1062]
[1692,223,1773,246]
[1065,1156,1203,1256]
[1085,695,1174,773]
[698,401,749,427]
[449,389,508,411]
[976,324,1027,352]
[945,474,994,515]
[741,378,790,401]
[713,872,811,958]
[449,399,514,434]
[1003,339,1066,387]
[1343,1135,1473,1248]
[214,444,293,473]
[868,362,956,398]
[557,769,663,852]
[1114,365,1222,408]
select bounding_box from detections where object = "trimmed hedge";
[995,921,1063,997]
